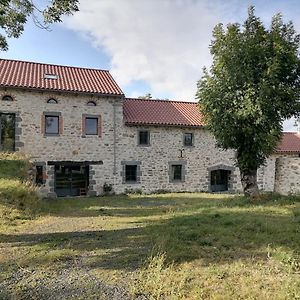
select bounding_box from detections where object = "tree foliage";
[138,93,153,99]
[0,0,79,51]
[196,7,300,195]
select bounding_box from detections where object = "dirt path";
[0,212,148,300]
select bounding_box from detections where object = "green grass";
[0,153,40,230]
[0,193,299,299]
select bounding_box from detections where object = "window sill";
[169,180,185,183]
[81,135,101,138]
[137,144,151,147]
[44,133,60,137]
[123,181,140,184]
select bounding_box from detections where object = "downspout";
[113,98,117,177]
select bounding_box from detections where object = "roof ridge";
[0,58,110,73]
[125,97,197,105]
[283,131,299,134]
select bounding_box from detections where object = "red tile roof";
[276,132,300,153]
[0,59,123,96]
[124,99,300,153]
[1,60,299,153]
[123,98,205,127]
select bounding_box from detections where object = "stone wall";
[257,156,276,192]
[274,156,300,195]
[0,88,122,196]
[113,124,243,194]
[0,87,282,196]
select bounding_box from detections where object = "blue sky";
[1,0,300,130]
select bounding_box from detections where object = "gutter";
[0,85,124,99]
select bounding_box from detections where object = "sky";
[1,0,300,131]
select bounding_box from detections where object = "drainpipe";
[113,98,117,176]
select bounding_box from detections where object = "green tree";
[196,7,300,196]
[138,93,153,99]
[0,0,79,51]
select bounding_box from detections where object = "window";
[44,74,58,80]
[36,166,44,185]
[184,133,193,146]
[169,161,186,182]
[87,101,96,106]
[47,98,58,104]
[122,161,141,184]
[45,115,59,134]
[0,113,15,151]
[138,130,150,145]
[2,95,13,101]
[171,165,182,181]
[82,114,101,137]
[85,117,98,135]
[125,165,137,182]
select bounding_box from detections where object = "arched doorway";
[210,169,231,192]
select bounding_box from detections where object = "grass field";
[0,193,299,299]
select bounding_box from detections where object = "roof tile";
[0,59,124,96]
[123,98,205,127]
[276,132,300,153]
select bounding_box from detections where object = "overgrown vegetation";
[0,193,299,299]
[0,153,40,228]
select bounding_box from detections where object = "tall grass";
[0,153,40,224]
[130,252,197,300]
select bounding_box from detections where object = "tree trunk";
[240,169,259,197]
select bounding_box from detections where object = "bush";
[103,182,113,194]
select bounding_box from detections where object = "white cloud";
[64,0,300,132]
[283,117,298,132]
[65,0,225,100]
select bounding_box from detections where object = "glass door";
[55,165,89,197]
[210,169,230,192]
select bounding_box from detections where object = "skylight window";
[44,73,58,80]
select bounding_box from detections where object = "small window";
[2,95,13,101]
[44,74,58,80]
[85,117,98,135]
[171,165,182,181]
[184,133,193,146]
[125,165,137,182]
[47,98,58,104]
[45,115,59,134]
[36,166,44,185]
[87,101,96,106]
[138,131,150,145]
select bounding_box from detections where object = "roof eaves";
[0,85,125,97]
[275,150,300,152]
[124,121,204,128]
[124,97,198,105]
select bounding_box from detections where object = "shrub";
[103,182,113,194]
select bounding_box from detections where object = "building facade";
[0,59,299,197]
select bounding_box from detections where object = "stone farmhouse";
[0,59,300,197]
